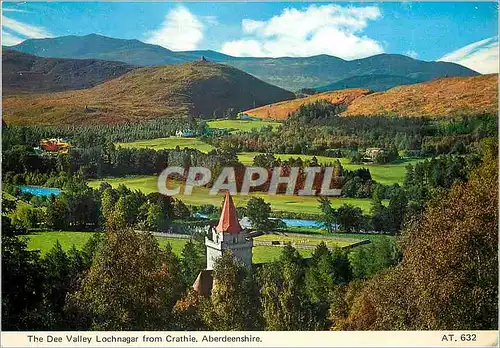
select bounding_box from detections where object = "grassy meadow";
[114,136,418,185]
[116,137,215,153]
[206,119,282,132]
[99,133,419,215]
[238,152,420,185]
[254,233,356,248]
[24,231,356,263]
[88,176,377,214]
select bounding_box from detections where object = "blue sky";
[2,2,498,72]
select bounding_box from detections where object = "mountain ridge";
[7,34,479,91]
[315,75,424,92]
[2,49,137,95]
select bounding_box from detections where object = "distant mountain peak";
[8,34,479,91]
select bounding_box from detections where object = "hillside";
[2,49,136,95]
[243,89,372,120]
[244,74,498,119]
[342,74,498,117]
[315,75,423,93]
[2,61,295,126]
[8,34,479,91]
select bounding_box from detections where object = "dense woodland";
[208,102,497,157]
[2,141,497,330]
[3,106,489,206]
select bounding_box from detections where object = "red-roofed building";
[192,191,254,295]
[215,190,242,234]
[205,191,253,270]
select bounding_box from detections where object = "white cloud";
[2,30,24,45]
[202,15,218,25]
[438,37,498,74]
[2,15,52,39]
[145,6,207,51]
[405,50,418,59]
[221,4,384,59]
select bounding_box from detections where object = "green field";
[88,176,376,214]
[115,136,418,185]
[283,227,396,242]
[252,245,313,263]
[116,137,214,153]
[24,231,98,256]
[25,231,190,257]
[238,152,421,184]
[207,119,281,132]
[254,234,356,248]
[24,231,333,263]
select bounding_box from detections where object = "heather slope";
[343,74,498,117]
[2,61,295,126]
[243,89,372,120]
[244,74,498,120]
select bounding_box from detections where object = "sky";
[2,2,498,73]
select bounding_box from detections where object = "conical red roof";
[216,191,241,234]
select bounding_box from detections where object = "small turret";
[216,190,242,234]
[193,191,254,296]
[205,191,253,270]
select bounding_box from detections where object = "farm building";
[176,129,194,137]
[39,138,71,154]
[364,147,388,161]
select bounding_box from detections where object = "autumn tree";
[258,245,320,330]
[203,252,261,330]
[246,197,272,231]
[172,290,208,330]
[343,141,498,330]
[67,229,185,330]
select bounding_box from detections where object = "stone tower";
[205,191,253,269]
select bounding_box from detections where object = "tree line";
[4,149,478,235]
[2,212,400,331]
[204,101,497,157]
[3,130,402,201]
